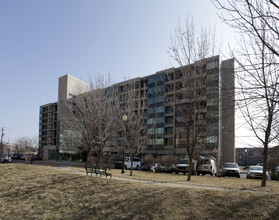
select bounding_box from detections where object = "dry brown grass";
[1,164,279,220]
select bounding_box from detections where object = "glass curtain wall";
[205,58,220,154]
[146,74,165,152]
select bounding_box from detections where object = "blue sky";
[0,0,236,144]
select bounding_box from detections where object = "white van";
[124,157,141,170]
[1,154,12,163]
[197,156,217,176]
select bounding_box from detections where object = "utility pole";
[0,128,4,159]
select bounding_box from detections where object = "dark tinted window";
[179,159,189,164]
[224,163,238,168]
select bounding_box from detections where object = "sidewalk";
[13,159,85,167]
[34,160,85,167]
[53,166,278,195]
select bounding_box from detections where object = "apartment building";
[39,55,235,164]
[39,74,88,160]
[139,56,234,164]
[236,146,279,166]
[39,102,58,158]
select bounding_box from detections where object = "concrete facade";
[220,59,235,164]
[58,74,88,102]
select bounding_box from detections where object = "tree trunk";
[261,143,268,187]
[187,157,192,181]
[130,158,134,176]
[86,153,90,168]
[98,153,101,169]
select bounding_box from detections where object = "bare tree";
[59,75,115,168]
[235,26,279,187]
[213,0,279,58]
[168,17,217,181]
[117,81,147,176]
[213,0,279,187]
[14,136,38,164]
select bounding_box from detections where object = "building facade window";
[147,118,155,125]
[155,138,163,145]
[156,127,164,134]
[165,106,173,113]
[206,60,219,70]
[165,138,173,145]
[166,116,173,124]
[165,127,173,134]
[206,136,218,144]
[156,117,164,124]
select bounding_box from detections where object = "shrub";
[159,155,178,166]
[144,154,156,165]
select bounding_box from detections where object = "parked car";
[124,157,141,170]
[151,163,164,173]
[247,165,267,179]
[11,153,22,159]
[270,166,279,180]
[114,160,123,169]
[161,164,174,173]
[141,163,152,171]
[221,162,240,178]
[173,158,197,174]
[32,154,42,160]
[1,154,12,163]
[197,156,217,176]
[141,163,172,173]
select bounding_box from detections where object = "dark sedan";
[270,166,279,180]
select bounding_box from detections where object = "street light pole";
[121,114,127,174]
[245,149,248,166]
[0,128,4,159]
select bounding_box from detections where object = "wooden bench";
[85,166,96,176]
[85,166,112,178]
[95,168,112,178]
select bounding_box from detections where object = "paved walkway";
[53,166,278,194]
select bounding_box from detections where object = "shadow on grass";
[269,207,279,219]
[201,191,279,219]
[0,173,81,201]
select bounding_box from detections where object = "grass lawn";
[1,164,279,220]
